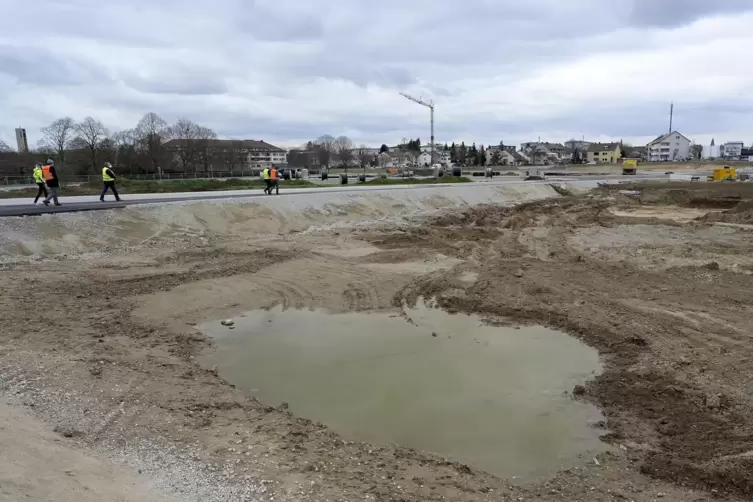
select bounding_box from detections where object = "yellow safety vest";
[262,168,270,180]
[102,167,115,182]
[33,168,44,183]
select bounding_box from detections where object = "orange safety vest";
[270,168,278,180]
[42,165,54,181]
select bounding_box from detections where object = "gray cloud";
[627,0,753,27]
[123,76,228,96]
[1,0,753,149]
[0,45,98,86]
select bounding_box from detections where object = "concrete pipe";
[358,174,366,182]
[485,167,493,178]
[451,166,462,177]
[321,171,328,181]
[340,173,348,185]
[282,170,291,180]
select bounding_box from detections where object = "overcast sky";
[2,0,753,150]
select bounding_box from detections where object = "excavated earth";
[2,182,753,501]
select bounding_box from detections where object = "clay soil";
[2,182,753,501]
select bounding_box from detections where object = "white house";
[417,150,451,166]
[721,141,744,160]
[646,131,691,162]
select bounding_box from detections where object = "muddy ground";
[1,182,753,501]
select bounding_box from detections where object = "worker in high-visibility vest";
[268,167,279,195]
[40,159,62,206]
[100,162,121,202]
[262,167,271,194]
[32,163,48,204]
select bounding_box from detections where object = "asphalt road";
[0,175,661,218]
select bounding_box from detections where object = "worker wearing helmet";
[40,159,62,206]
[100,162,121,202]
[32,162,48,204]
[262,167,271,194]
[268,167,279,195]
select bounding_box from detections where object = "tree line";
[0,113,226,177]
[285,136,493,170]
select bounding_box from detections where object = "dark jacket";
[46,165,59,188]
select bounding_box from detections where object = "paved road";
[0,175,663,218]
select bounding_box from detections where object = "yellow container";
[713,167,736,181]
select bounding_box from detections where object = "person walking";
[32,162,48,204]
[268,167,279,195]
[262,167,271,194]
[41,159,62,207]
[100,162,121,202]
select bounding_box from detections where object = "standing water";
[200,300,607,480]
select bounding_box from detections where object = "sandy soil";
[2,182,753,501]
[0,398,173,502]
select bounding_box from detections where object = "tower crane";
[399,92,436,168]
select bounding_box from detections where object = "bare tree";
[356,145,373,170]
[33,139,56,156]
[41,117,75,168]
[195,126,217,175]
[75,116,109,171]
[112,129,141,174]
[0,139,12,152]
[220,141,248,176]
[167,118,202,174]
[313,135,335,169]
[136,112,167,175]
[287,147,311,168]
[378,152,390,169]
[334,136,354,171]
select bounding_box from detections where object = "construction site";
[1,178,753,501]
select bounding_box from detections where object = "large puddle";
[200,301,608,480]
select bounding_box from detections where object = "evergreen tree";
[379,144,389,153]
[459,142,467,165]
[468,143,478,166]
[450,142,458,163]
[478,144,486,166]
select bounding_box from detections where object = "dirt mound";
[697,200,753,224]
[3,183,753,501]
[376,196,753,499]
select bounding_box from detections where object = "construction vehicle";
[622,159,638,175]
[713,166,736,181]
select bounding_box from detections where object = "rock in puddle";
[221,319,235,327]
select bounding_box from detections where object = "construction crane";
[399,92,435,168]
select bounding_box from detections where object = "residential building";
[564,139,591,152]
[350,147,381,156]
[386,151,411,168]
[163,139,286,170]
[623,146,647,160]
[486,146,526,166]
[520,142,569,164]
[720,141,744,160]
[417,150,451,166]
[586,143,623,164]
[15,128,28,153]
[646,131,691,162]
